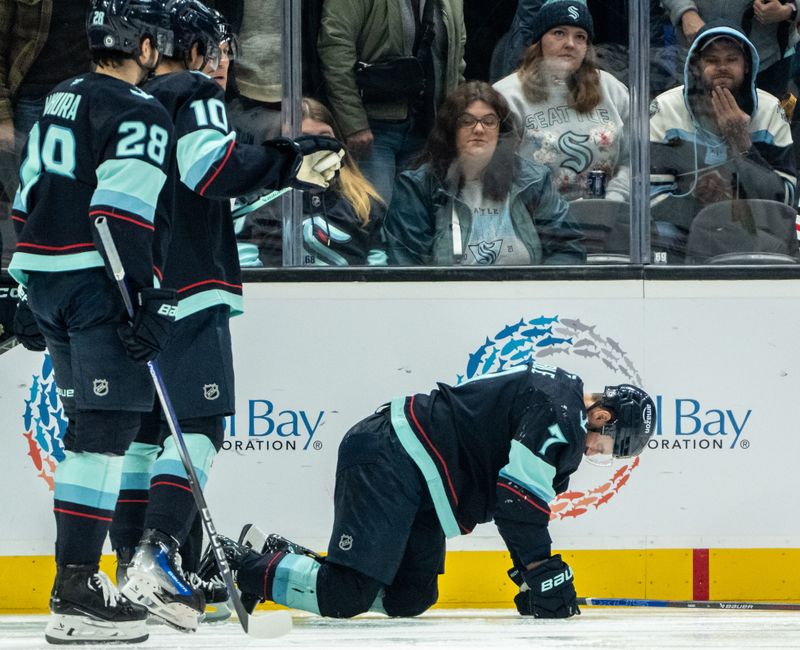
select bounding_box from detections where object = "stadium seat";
[685,199,799,264]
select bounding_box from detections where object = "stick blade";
[242,609,293,639]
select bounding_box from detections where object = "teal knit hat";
[530,0,594,45]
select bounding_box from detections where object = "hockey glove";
[514,555,580,619]
[290,135,345,191]
[13,289,46,352]
[117,288,178,363]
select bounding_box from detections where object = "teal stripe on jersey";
[176,289,243,320]
[151,434,215,488]
[54,451,123,510]
[94,158,167,223]
[498,439,556,504]
[390,397,461,539]
[120,442,160,490]
[271,554,321,615]
[177,129,235,191]
[17,122,43,212]
[91,189,158,221]
[8,251,105,286]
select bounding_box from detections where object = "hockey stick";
[231,187,291,219]
[578,597,800,611]
[93,216,292,639]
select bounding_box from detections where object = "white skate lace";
[90,571,120,608]
[187,572,225,591]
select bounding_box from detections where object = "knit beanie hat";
[530,0,594,45]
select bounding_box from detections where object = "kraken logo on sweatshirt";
[558,131,592,174]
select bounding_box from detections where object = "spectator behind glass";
[237,98,387,266]
[0,1,91,255]
[318,0,466,204]
[225,0,283,143]
[662,0,799,98]
[493,0,631,203]
[650,21,797,261]
[382,81,585,266]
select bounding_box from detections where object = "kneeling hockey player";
[205,362,655,619]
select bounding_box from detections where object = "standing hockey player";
[110,0,345,633]
[205,363,655,619]
[8,0,177,644]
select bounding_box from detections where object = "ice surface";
[2,608,800,649]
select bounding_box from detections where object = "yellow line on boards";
[1,549,799,613]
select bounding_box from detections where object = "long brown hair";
[416,81,521,201]
[301,97,384,225]
[517,41,602,113]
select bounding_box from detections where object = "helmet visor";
[583,427,615,467]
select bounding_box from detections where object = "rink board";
[1,278,799,611]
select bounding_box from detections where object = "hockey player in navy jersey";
[8,0,178,644]
[204,364,655,620]
[109,0,345,633]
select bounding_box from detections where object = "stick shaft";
[93,216,267,635]
[579,598,800,611]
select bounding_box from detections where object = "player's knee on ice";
[316,563,383,618]
[383,572,439,617]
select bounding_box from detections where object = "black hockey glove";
[117,288,178,363]
[514,555,580,619]
[290,135,345,191]
[13,290,46,352]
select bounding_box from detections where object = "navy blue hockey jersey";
[9,73,174,293]
[390,362,587,566]
[145,71,301,319]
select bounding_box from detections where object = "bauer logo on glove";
[514,555,581,619]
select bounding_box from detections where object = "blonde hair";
[301,98,385,225]
[516,42,602,114]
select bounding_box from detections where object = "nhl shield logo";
[203,383,220,401]
[338,534,353,551]
[93,379,109,397]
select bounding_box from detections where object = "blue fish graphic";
[481,348,499,374]
[37,391,51,427]
[536,336,573,347]
[528,315,559,326]
[501,338,528,356]
[466,338,493,377]
[29,376,40,402]
[520,325,553,338]
[23,400,34,431]
[496,319,525,339]
[35,421,51,455]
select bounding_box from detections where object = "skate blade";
[45,613,148,645]
[200,600,232,624]
[121,573,200,633]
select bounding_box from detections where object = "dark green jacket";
[384,157,586,266]
[318,0,466,137]
[0,0,52,121]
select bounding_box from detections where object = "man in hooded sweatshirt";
[649,20,797,261]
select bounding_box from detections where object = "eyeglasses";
[456,113,501,130]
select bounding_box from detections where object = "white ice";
[3,609,800,650]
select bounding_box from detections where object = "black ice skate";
[197,532,264,614]
[186,570,231,623]
[44,564,148,645]
[120,529,205,632]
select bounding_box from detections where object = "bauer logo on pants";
[93,378,109,397]
[338,534,353,551]
[203,383,220,400]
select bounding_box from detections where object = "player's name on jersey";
[43,92,82,122]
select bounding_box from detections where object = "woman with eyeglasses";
[382,81,584,266]
[493,0,630,203]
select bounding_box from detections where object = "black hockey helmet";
[166,0,228,70]
[599,384,656,458]
[87,0,174,57]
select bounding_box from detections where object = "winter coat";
[383,156,585,265]
[317,0,466,137]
